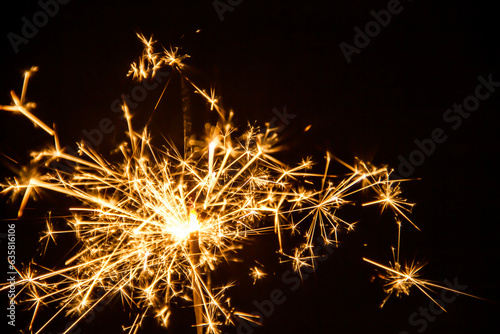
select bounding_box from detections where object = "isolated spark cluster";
[0,35,469,334]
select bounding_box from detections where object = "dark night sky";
[0,1,499,333]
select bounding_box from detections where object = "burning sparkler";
[0,34,478,334]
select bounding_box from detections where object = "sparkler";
[0,34,477,333]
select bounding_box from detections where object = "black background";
[0,1,499,333]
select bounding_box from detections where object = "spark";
[250,266,267,284]
[363,258,483,310]
[362,169,419,230]
[0,35,432,334]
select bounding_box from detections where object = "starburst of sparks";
[249,265,267,284]
[0,34,480,334]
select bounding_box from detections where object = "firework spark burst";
[0,35,477,333]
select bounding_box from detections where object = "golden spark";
[0,34,455,334]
